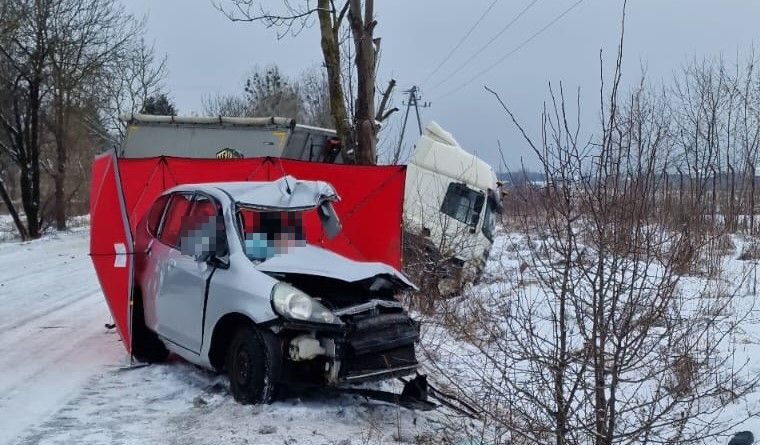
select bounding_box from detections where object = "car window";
[190,196,217,219]
[176,195,227,259]
[147,194,170,236]
[238,208,305,261]
[440,182,485,227]
[159,193,193,248]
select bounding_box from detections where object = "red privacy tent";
[89,151,407,352]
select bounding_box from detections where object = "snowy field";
[419,232,760,445]
[0,229,442,445]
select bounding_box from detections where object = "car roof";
[166,175,339,210]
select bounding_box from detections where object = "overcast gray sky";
[123,0,760,170]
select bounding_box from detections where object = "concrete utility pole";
[396,86,431,158]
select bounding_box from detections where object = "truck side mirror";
[469,214,479,233]
[470,193,484,229]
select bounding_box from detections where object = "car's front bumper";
[272,311,420,385]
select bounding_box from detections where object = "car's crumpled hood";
[255,245,417,290]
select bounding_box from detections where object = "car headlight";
[271,282,341,325]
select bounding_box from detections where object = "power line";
[422,0,500,85]
[430,0,540,91]
[441,0,585,100]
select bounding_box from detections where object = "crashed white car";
[131,176,420,404]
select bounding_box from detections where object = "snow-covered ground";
[418,231,760,445]
[3,221,759,445]
[0,229,441,445]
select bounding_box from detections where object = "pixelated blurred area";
[178,213,226,260]
[240,209,306,261]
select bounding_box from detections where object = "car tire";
[226,326,282,404]
[131,290,169,363]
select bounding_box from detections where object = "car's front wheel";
[226,326,282,404]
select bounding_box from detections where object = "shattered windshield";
[238,208,306,261]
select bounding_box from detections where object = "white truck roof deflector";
[411,121,498,191]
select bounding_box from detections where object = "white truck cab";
[403,122,502,290]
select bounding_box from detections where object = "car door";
[153,193,216,353]
[139,193,171,332]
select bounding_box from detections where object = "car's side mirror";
[318,202,341,240]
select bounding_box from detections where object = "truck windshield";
[238,208,306,261]
[440,182,485,227]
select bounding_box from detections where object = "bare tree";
[201,64,334,128]
[299,65,333,127]
[0,0,165,238]
[420,11,759,445]
[201,93,250,117]
[140,93,176,115]
[46,0,139,229]
[97,37,167,146]
[0,0,52,239]
[478,70,759,445]
[668,55,760,236]
[214,0,397,164]
[244,64,301,118]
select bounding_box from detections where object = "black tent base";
[110,353,150,371]
[117,362,150,371]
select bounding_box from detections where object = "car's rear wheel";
[226,326,282,404]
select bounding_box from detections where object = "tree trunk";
[22,78,42,239]
[751,164,757,234]
[0,177,28,240]
[349,0,376,165]
[53,94,68,230]
[54,165,66,230]
[317,0,354,163]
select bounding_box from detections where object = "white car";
[132,176,419,404]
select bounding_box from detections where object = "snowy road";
[0,231,436,445]
[0,230,122,445]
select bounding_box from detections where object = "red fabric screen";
[116,156,406,268]
[90,153,406,352]
[89,152,134,351]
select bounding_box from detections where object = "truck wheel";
[226,326,282,404]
